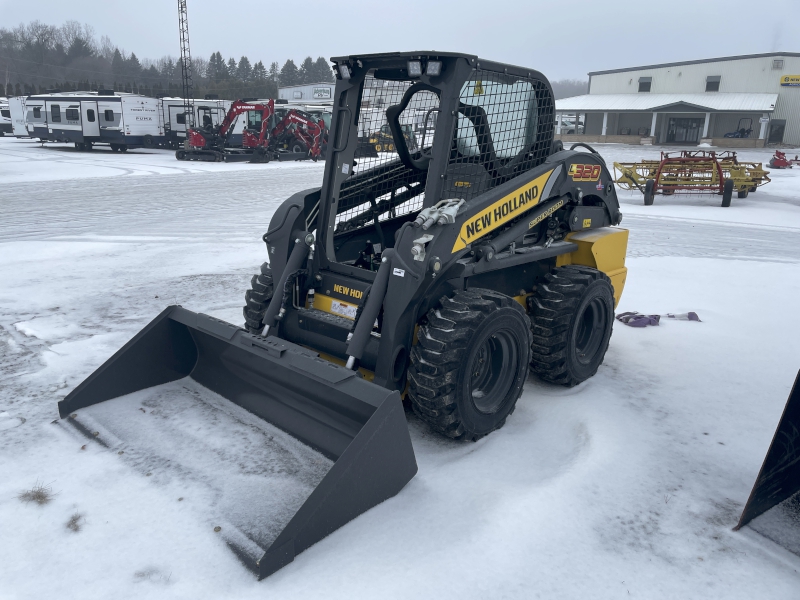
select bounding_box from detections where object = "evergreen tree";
[299,56,314,84]
[313,56,333,83]
[161,57,176,83]
[252,61,267,81]
[280,59,300,86]
[237,56,252,82]
[127,52,142,78]
[227,57,237,78]
[111,48,125,77]
[268,61,280,85]
[207,51,226,81]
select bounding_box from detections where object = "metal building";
[278,82,335,104]
[556,52,800,146]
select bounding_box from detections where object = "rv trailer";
[8,97,29,137]
[0,98,11,136]
[24,91,164,151]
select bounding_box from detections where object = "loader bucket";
[57,306,417,579]
[735,370,800,554]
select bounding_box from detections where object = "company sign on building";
[780,74,800,87]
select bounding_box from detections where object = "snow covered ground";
[1,136,800,598]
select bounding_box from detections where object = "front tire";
[528,266,615,387]
[243,263,274,334]
[408,289,532,441]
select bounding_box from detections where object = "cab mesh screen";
[444,69,554,202]
[334,72,439,233]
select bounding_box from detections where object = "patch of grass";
[66,513,82,532]
[17,481,55,505]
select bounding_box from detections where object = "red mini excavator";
[176,99,274,162]
[244,108,327,163]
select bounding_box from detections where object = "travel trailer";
[7,96,29,137]
[24,91,164,150]
[0,98,11,136]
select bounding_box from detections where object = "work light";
[338,64,351,79]
[407,60,422,77]
[426,61,442,76]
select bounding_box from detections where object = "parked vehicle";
[0,98,11,136]
[24,91,164,151]
[7,96,29,137]
[159,97,231,148]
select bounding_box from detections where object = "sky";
[0,0,795,81]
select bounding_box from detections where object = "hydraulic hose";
[345,248,395,367]
[261,234,311,336]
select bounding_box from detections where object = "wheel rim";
[575,297,607,365]
[469,329,518,414]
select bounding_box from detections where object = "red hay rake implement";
[614,150,770,207]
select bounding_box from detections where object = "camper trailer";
[24,91,164,151]
[0,98,11,136]
[8,96,29,137]
[159,97,231,148]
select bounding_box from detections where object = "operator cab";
[320,53,552,273]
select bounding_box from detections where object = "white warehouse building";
[278,82,335,104]
[556,52,800,147]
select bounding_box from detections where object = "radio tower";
[177,0,194,128]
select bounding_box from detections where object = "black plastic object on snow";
[736,370,800,531]
[57,306,417,579]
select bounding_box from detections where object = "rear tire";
[290,140,307,154]
[721,178,734,207]
[408,289,532,441]
[737,188,749,199]
[176,150,186,160]
[643,179,655,205]
[528,266,615,387]
[243,263,274,334]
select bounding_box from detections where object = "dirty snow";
[1,136,800,598]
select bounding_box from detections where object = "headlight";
[407,60,422,77]
[426,61,442,76]
[369,137,377,143]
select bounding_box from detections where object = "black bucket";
[58,306,417,579]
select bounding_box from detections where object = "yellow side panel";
[311,293,357,320]
[556,227,629,307]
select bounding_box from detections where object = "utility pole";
[177,0,194,128]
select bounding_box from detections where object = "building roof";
[278,82,334,90]
[588,52,800,77]
[555,93,778,113]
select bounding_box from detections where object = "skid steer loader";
[58,52,629,579]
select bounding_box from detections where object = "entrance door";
[666,117,703,143]
[768,120,786,144]
[81,101,100,137]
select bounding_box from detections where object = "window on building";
[1,110,10,118]
[66,108,80,121]
[638,77,652,93]
[51,104,61,122]
[33,107,41,118]
[176,113,186,124]
[104,109,115,121]
[773,59,784,70]
[293,90,303,99]
[706,76,721,92]
[86,109,96,122]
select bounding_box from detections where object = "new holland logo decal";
[452,169,554,252]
